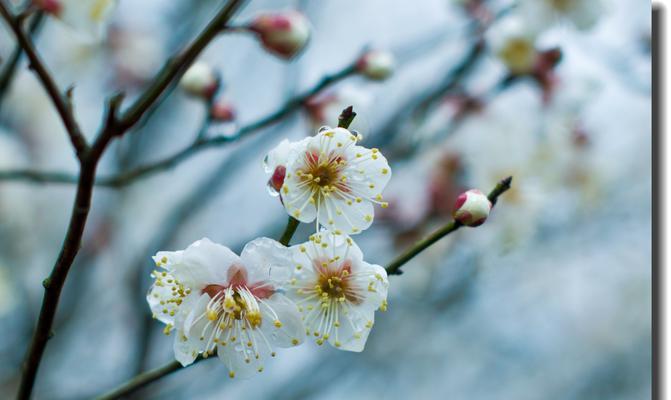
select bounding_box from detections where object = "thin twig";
[0,63,356,187]
[0,1,87,157]
[0,10,43,111]
[385,176,513,275]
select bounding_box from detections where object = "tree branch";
[0,1,88,158]
[0,63,356,187]
[11,1,248,398]
[0,9,43,111]
[115,0,248,132]
[385,176,513,275]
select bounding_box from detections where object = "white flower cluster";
[148,125,392,378]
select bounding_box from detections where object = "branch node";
[41,278,51,289]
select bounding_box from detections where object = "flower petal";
[259,293,305,348]
[240,237,294,285]
[172,238,240,289]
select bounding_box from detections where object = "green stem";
[385,176,513,275]
[279,217,300,246]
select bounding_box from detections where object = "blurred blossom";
[108,27,166,87]
[34,0,117,40]
[304,85,373,132]
[249,11,311,59]
[488,16,539,75]
[356,50,395,81]
[516,0,604,32]
[179,61,220,100]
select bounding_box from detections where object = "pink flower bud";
[269,165,286,193]
[249,11,310,59]
[453,189,491,227]
[33,0,62,15]
[356,50,395,81]
[209,99,236,122]
[179,62,219,99]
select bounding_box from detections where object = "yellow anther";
[229,371,235,379]
[291,338,299,346]
[274,320,282,328]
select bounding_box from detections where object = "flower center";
[298,150,347,192]
[313,259,361,304]
[202,285,262,328]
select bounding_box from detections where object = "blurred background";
[0,0,651,399]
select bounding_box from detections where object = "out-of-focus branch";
[114,0,247,132]
[0,1,87,157]
[8,1,248,398]
[0,10,43,111]
[385,176,512,275]
[0,63,357,187]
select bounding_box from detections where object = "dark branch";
[0,10,43,111]
[0,1,88,158]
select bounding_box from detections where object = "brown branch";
[10,1,248,398]
[0,1,87,158]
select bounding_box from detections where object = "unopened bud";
[453,189,491,227]
[356,50,395,81]
[269,165,286,193]
[210,99,236,122]
[249,11,310,59]
[33,0,62,15]
[179,62,219,99]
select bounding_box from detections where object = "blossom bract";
[286,231,389,351]
[147,237,304,378]
[271,127,392,234]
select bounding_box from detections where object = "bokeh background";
[0,0,651,399]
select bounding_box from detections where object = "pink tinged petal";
[173,238,240,289]
[227,264,249,287]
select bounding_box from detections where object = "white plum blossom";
[147,238,304,378]
[516,0,604,32]
[270,127,392,234]
[286,231,389,351]
[34,0,117,39]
